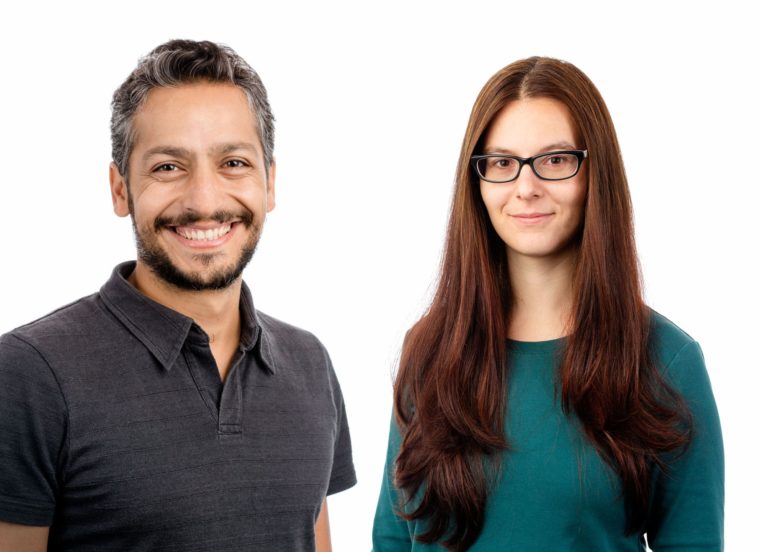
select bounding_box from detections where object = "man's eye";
[154,163,178,172]
[224,159,249,168]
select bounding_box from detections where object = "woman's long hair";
[393,57,692,551]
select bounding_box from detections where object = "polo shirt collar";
[100,261,276,374]
[239,280,278,374]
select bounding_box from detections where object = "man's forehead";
[133,83,254,125]
[129,82,262,159]
[140,80,250,106]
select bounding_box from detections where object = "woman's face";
[479,97,587,263]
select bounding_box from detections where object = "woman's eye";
[494,158,513,168]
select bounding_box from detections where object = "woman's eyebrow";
[482,141,577,155]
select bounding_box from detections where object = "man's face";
[110,82,275,291]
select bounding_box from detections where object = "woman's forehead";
[484,98,579,155]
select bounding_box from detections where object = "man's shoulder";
[2,291,112,356]
[257,310,322,348]
[255,310,337,374]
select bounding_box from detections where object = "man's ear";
[266,159,276,213]
[110,162,130,217]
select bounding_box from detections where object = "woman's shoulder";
[649,309,700,364]
[648,310,712,393]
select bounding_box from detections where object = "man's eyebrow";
[482,141,578,155]
[211,142,260,156]
[142,143,260,162]
[142,146,193,161]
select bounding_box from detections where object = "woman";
[372,57,724,551]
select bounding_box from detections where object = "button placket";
[218,354,244,437]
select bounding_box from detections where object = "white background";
[0,0,756,549]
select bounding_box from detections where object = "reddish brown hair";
[393,57,692,550]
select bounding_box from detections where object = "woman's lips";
[510,213,554,224]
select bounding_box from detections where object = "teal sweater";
[372,313,724,551]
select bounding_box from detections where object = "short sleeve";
[646,341,724,550]
[325,355,357,495]
[0,333,68,526]
[372,415,413,551]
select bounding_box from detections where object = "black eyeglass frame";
[470,149,588,183]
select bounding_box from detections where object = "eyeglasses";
[471,150,588,183]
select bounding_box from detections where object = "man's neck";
[506,247,577,342]
[129,262,242,381]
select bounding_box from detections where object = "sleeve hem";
[0,498,54,526]
[327,472,357,495]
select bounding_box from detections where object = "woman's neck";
[507,247,577,342]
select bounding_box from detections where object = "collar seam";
[100,291,186,369]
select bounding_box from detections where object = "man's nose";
[181,164,224,213]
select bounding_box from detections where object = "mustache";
[154,210,255,231]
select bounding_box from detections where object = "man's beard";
[132,209,260,291]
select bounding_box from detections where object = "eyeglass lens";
[477,152,580,182]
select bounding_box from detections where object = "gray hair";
[111,39,275,179]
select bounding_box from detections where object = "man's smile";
[166,221,242,249]
[173,223,233,241]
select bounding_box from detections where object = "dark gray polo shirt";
[0,262,356,551]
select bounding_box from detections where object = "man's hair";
[110,39,275,179]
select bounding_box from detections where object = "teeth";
[177,224,232,241]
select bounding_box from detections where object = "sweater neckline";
[506,336,566,355]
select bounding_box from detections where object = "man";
[0,39,355,551]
